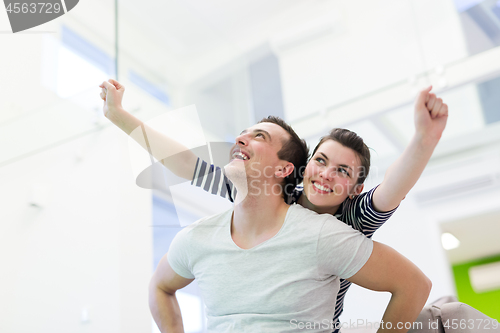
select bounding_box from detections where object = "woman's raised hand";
[414,86,449,142]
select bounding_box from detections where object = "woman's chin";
[304,192,344,209]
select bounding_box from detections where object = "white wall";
[0,126,152,333]
[0,4,184,331]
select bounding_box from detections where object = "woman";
[100,79,448,330]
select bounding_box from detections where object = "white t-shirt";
[168,204,373,333]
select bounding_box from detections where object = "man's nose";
[235,133,249,146]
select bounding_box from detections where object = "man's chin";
[224,161,247,185]
[224,161,245,176]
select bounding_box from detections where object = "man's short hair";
[258,116,309,198]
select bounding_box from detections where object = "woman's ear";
[352,184,364,197]
[275,162,295,179]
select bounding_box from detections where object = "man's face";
[225,122,290,184]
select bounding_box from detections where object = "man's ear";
[275,162,295,179]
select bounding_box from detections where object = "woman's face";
[302,140,364,210]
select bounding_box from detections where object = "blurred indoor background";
[1,0,499,332]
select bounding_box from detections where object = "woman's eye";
[339,168,350,177]
[315,157,325,164]
[256,133,264,138]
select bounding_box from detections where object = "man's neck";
[231,190,290,250]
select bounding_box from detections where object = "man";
[148,119,431,333]
[100,80,431,332]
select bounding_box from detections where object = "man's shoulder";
[290,204,340,223]
[197,208,233,224]
[179,208,233,237]
[289,204,362,234]
[168,208,233,268]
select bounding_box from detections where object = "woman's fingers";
[426,93,436,111]
[431,98,443,118]
[436,103,448,118]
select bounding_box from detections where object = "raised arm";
[372,86,448,212]
[99,79,198,179]
[348,241,432,333]
[149,253,194,333]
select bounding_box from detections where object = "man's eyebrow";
[255,129,271,140]
[239,129,272,140]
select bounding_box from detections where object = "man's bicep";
[346,241,420,293]
[152,253,194,295]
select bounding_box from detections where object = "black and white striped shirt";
[191,158,398,332]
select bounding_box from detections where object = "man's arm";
[149,253,194,333]
[347,241,432,333]
[372,86,448,212]
[99,79,198,179]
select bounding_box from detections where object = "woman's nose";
[319,168,335,181]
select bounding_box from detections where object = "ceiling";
[119,0,323,56]
[117,0,341,83]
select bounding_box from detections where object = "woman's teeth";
[313,182,332,192]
